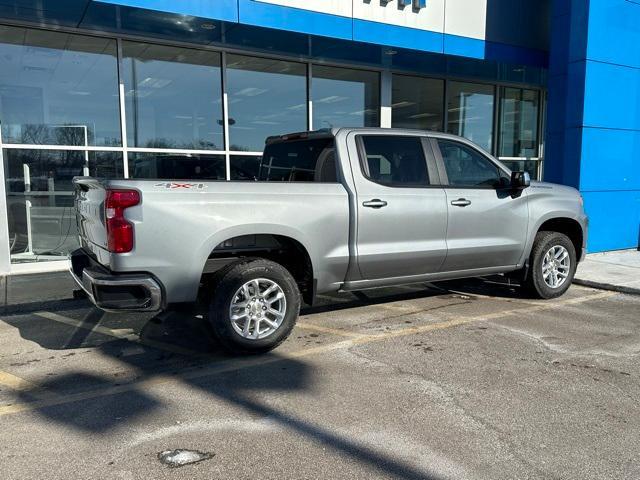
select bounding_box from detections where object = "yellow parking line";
[0,290,616,417]
[0,370,43,393]
[34,311,212,359]
[0,370,61,400]
[296,322,362,338]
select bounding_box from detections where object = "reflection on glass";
[123,42,224,150]
[226,55,307,152]
[360,136,429,187]
[392,75,444,131]
[128,153,225,180]
[260,138,337,182]
[0,25,121,147]
[499,88,539,158]
[446,81,495,152]
[230,155,261,181]
[4,149,124,263]
[501,159,540,179]
[312,66,380,129]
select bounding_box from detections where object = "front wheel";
[523,231,577,299]
[207,258,300,354]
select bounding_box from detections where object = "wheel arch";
[538,218,584,257]
[524,215,586,265]
[198,226,316,305]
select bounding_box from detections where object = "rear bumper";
[69,248,163,312]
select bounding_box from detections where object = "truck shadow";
[3,296,447,480]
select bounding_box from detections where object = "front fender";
[520,209,588,266]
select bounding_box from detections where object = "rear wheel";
[207,258,300,354]
[523,231,577,299]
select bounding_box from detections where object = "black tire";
[523,231,577,299]
[207,258,300,354]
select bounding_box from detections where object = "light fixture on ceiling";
[201,23,216,30]
[384,49,398,56]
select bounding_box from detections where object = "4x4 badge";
[154,182,208,189]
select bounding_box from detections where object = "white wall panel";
[444,0,487,40]
[352,0,445,33]
[255,1,490,41]
[253,0,352,17]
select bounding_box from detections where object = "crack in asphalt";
[345,347,559,480]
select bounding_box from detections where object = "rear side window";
[437,139,504,188]
[259,138,337,182]
[359,135,429,187]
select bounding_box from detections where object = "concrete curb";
[573,278,640,296]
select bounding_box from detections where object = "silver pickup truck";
[71,128,587,353]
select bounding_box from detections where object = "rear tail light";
[105,189,140,253]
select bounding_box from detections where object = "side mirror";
[511,171,531,189]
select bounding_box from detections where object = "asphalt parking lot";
[0,277,639,480]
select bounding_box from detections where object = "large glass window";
[360,136,429,187]
[499,87,540,158]
[446,82,495,152]
[392,75,444,131]
[226,55,307,152]
[128,153,225,180]
[123,42,224,150]
[500,159,539,178]
[312,66,380,129]
[4,149,124,262]
[0,26,121,147]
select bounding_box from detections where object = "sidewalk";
[575,249,640,295]
[0,271,77,313]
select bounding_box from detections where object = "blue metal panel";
[582,191,640,252]
[94,0,239,22]
[0,0,90,25]
[81,2,224,44]
[483,41,548,68]
[580,128,640,192]
[443,34,485,59]
[548,0,640,251]
[353,19,443,54]
[583,60,640,131]
[587,0,640,69]
[237,0,352,41]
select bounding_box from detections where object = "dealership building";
[0,0,638,276]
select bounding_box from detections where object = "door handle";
[362,199,388,209]
[450,198,471,207]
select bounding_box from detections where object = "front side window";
[360,136,429,187]
[259,138,337,182]
[437,139,504,188]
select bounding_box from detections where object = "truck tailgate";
[73,177,108,254]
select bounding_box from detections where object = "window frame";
[429,136,511,190]
[355,133,441,189]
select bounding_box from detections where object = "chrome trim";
[69,264,163,312]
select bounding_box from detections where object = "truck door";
[348,132,448,280]
[431,138,529,271]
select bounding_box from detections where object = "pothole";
[157,449,214,468]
